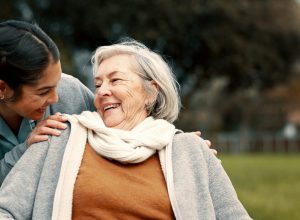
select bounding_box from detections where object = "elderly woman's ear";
[145,80,159,111]
[149,80,159,100]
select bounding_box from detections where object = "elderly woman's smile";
[103,103,120,111]
[94,54,153,130]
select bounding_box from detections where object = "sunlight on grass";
[220,154,300,220]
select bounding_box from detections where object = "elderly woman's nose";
[97,83,112,96]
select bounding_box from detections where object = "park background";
[1,0,300,219]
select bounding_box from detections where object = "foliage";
[221,154,300,220]
[2,1,300,91]
[1,0,300,130]
[36,1,300,97]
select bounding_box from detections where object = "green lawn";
[220,154,300,220]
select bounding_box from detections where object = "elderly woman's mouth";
[103,103,120,111]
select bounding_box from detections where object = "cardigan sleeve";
[172,133,252,220]
[0,142,27,185]
[0,125,71,220]
[0,140,50,220]
[198,136,252,220]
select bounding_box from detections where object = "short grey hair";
[91,39,181,123]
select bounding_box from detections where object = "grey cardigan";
[0,125,252,220]
[0,73,95,184]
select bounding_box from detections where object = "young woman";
[0,20,95,183]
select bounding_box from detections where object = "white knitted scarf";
[74,111,175,163]
[52,111,177,220]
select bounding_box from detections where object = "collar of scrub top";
[0,106,51,145]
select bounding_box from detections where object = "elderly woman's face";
[94,54,151,130]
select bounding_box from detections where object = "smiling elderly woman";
[0,39,252,220]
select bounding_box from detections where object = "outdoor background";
[1,0,300,219]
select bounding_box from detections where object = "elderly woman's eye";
[112,78,121,83]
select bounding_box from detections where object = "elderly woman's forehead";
[99,54,139,70]
[94,59,141,79]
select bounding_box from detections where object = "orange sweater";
[72,143,175,219]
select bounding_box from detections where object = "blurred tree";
[1,0,300,131]
[25,0,300,102]
[1,0,299,92]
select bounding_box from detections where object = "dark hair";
[0,20,60,100]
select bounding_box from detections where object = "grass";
[220,154,300,220]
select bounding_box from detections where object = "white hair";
[91,39,181,123]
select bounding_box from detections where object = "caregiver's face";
[1,61,61,121]
[94,54,149,130]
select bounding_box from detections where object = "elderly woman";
[0,40,252,220]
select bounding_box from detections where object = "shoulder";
[172,132,215,165]
[58,73,94,98]
[47,123,71,147]
[60,73,81,82]
[52,73,95,113]
[171,133,215,190]
[22,124,71,166]
[26,124,71,155]
[59,73,85,88]
[173,133,209,153]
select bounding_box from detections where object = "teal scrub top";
[0,108,52,164]
[0,108,52,184]
[0,109,51,159]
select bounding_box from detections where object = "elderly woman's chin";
[97,107,120,127]
[101,113,128,129]
[102,115,123,128]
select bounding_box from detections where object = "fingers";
[26,125,63,147]
[27,135,49,146]
[192,131,211,147]
[37,113,68,130]
[39,118,68,130]
[36,126,62,136]
[46,112,68,123]
[192,131,201,137]
[205,140,218,156]
[205,139,211,147]
[26,112,68,147]
[211,149,218,156]
[191,131,218,156]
